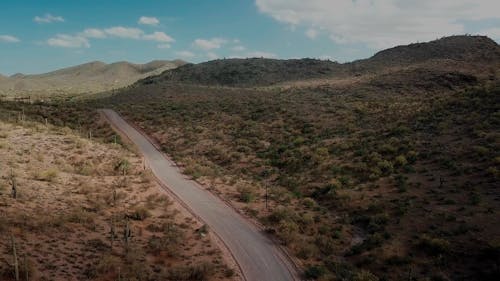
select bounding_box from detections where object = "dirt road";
[101,109,299,281]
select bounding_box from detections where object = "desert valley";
[1,2,499,281]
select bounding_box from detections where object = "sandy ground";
[0,120,237,281]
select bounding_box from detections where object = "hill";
[140,58,341,87]
[95,35,500,280]
[1,35,499,281]
[0,60,186,97]
[138,35,500,87]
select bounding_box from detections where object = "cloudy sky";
[1,0,499,74]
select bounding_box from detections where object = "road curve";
[101,109,299,281]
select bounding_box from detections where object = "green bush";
[394,155,408,167]
[353,270,379,281]
[304,265,326,279]
[377,160,394,176]
[236,182,257,203]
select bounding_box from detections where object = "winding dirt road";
[101,109,299,281]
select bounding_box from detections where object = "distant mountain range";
[0,60,186,96]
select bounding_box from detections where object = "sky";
[1,0,499,75]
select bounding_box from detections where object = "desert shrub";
[394,174,408,192]
[167,263,214,281]
[124,248,151,280]
[296,241,317,259]
[86,238,109,252]
[304,265,326,279]
[394,155,408,167]
[66,208,95,226]
[379,143,397,155]
[267,207,296,224]
[236,182,257,203]
[35,168,59,182]
[407,150,418,163]
[315,235,335,256]
[223,267,235,278]
[129,205,151,220]
[487,167,499,178]
[385,255,411,266]
[353,270,379,281]
[349,233,384,255]
[94,254,121,275]
[377,160,394,176]
[302,197,316,208]
[469,191,481,205]
[147,224,184,256]
[472,145,489,157]
[77,162,95,176]
[114,158,130,175]
[418,235,450,256]
[277,220,299,245]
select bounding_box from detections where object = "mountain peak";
[369,35,500,64]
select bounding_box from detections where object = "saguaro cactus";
[11,235,19,281]
[10,170,17,199]
[123,218,131,250]
[110,219,116,249]
[112,188,117,206]
[24,254,28,281]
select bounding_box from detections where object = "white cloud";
[176,50,196,58]
[143,31,175,42]
[193,38,227,50]
[256,0,500,49]
[34,14,64,24]
[104,26,143,39]
[157,43,171,49]
[207,52,219,60]
[305,28,318,39]
[80,28,107,38]
[47,34,89,48]
[0,35,20,43]
[138,16,160,26]
[231,45,246,51]
[246,51,277,58]
[46,26,176,49]
[480,27,500,41]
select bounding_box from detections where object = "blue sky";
[1,0,499,75]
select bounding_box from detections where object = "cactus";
[110,218,116,249]
[24,254,28,281]
[112,188,117,206]
[123,218,131,250]
[10,169,17,199]
[11,235,19,281]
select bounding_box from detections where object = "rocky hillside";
[138,36,500,87]
[352,35,500,72]
[140,58,341,87]
[0,60,186,97]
